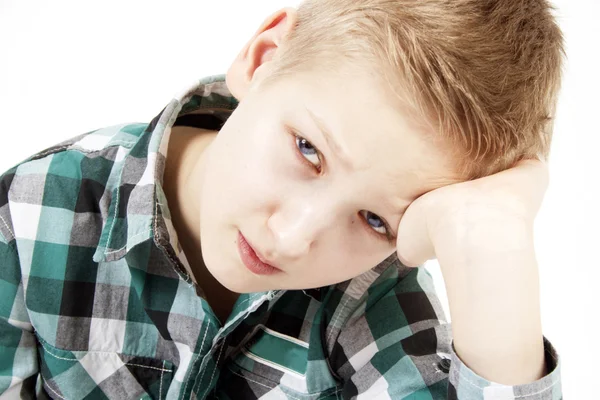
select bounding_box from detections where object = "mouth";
[237,231,282,276]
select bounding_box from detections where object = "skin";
[397,158,549,385]
[164,7,460,316]
[165,7,548,386]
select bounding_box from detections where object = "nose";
[267,197,335,260]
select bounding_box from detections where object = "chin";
[221,276,275,294]
[203,257,265,293]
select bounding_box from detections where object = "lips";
[237,231,281,276]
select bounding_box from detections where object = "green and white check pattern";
[0,75,562,399]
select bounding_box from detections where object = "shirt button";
[437,357,451,373]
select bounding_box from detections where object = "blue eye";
[295,136,321,168]
[293,132,392,242]
[360,210,387,235]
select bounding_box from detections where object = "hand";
[396,159,549,268]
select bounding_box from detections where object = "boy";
[0,0,563,399]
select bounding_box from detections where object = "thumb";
[396,194,435,268]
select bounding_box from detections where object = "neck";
[163,126,239,323]
[164,126,212,241]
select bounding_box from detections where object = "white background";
[0,1,597,398]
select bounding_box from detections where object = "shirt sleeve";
[328,267,563,399]
[447,335,562,399]
[0,173,39,398]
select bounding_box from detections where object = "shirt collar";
[92,74,237,265]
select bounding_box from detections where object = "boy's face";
[197,65,461,293]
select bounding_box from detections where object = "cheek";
[201,128,287,212]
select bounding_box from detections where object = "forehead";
[267,66,461,200]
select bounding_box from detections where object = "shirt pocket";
[216,328,341,400]
[36,336,174,400]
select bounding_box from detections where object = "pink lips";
[237,231,281,276]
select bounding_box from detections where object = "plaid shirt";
[0,75,562,400]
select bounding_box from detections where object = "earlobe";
[226,7,297,100]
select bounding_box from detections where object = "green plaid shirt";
[0,75,562,399]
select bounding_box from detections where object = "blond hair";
[270,0,565,180]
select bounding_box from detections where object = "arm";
[0,174,39,398]
[329,262,562,399]
[438,216,546,384]
[436,216,562,398]
[394,159,562,398]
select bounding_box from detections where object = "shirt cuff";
[447,335,562,399]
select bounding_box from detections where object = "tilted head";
[196,0,564,292]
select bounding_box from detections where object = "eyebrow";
[305,106,405,236]
[305,106,352,170]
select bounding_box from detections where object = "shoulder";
[0,121,150,255]
[325,258,451,377]
[328,258,447,340]
[1,122,149,207]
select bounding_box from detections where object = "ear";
[226,7,297,100]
